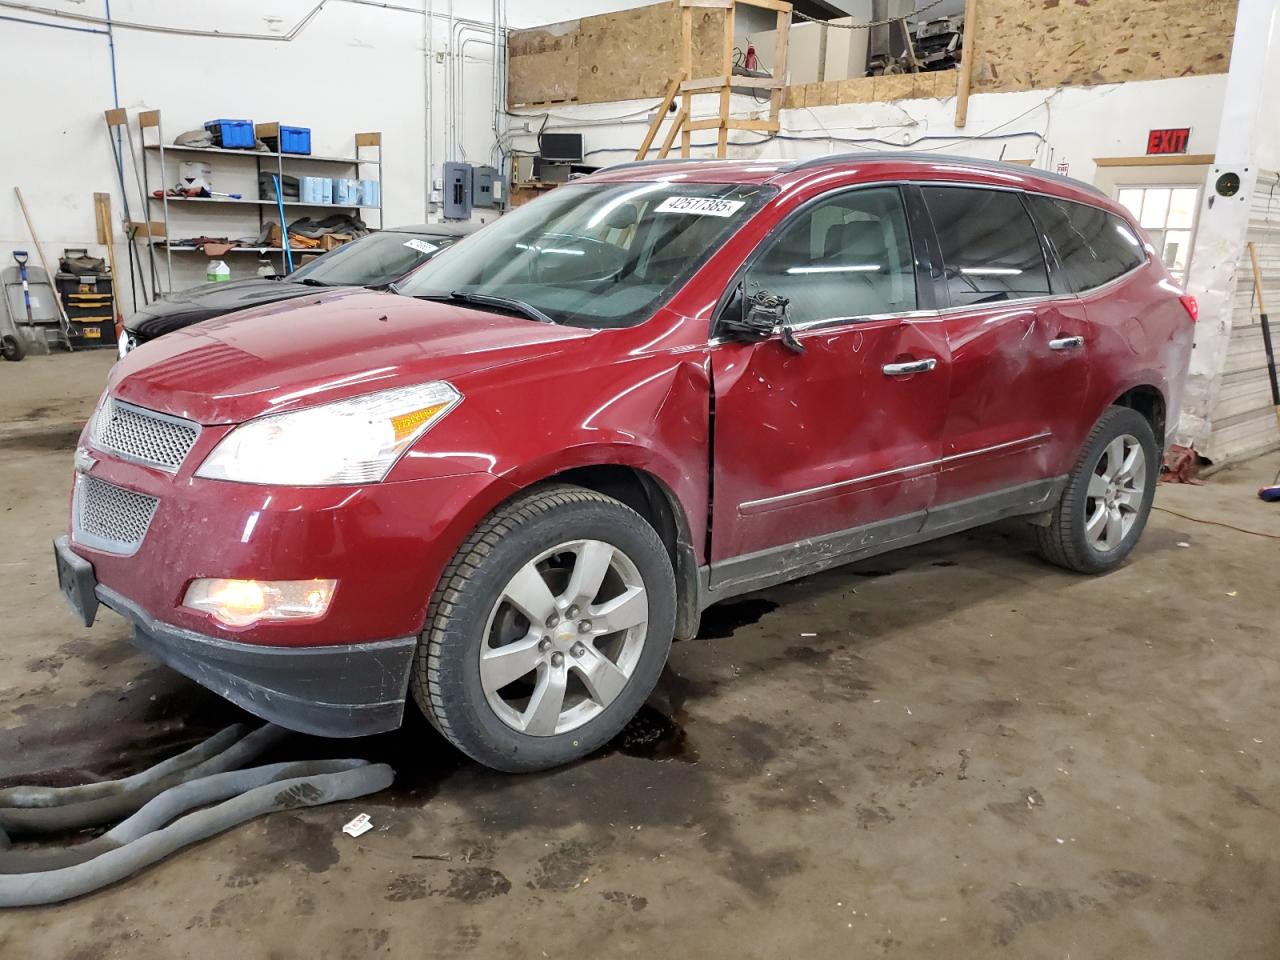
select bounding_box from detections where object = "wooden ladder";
[635,0,791,161]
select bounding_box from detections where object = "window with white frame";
[1115,185,1200,284]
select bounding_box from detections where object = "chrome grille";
[90,397,199,472]
[73,475,159,555]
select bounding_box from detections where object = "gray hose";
[0,724,246,808]
[0,763,394,907]
[0,759,370,874]
[0,724,290,837]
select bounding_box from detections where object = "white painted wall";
[0,0,517,303]
[505,73,1227,179]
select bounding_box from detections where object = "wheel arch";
[496,452,704,641]
[1111,383,1167,449]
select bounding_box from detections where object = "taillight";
[1179,294,1199,322]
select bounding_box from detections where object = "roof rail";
[780,151,1106,197]
[595,157,760,175]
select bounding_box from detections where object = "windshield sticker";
[654,196,746,217]
[403,238,440,255]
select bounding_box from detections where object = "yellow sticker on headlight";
[390,402,449,442]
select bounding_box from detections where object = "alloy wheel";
[1085,433,1147,552]
[480,539,648,736]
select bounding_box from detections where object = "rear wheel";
[410,485,675,772]
[1,335,24,362]
[1035,406,1158,574]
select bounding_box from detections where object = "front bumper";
[59,535,417,737]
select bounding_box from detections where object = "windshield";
[396,181,775,328]
[289,232,456,287]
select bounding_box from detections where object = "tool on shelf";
[152,187,243,200]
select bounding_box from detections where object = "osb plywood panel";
[508,22,580,104]
[970,0,1236,92]
[511,0,1234,108]
[782,70,958,110]
[508,48,580,104]
[508,1,726,107]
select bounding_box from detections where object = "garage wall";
[507,73,1227,183]
[0,0,577,301]
[0,1,433,299]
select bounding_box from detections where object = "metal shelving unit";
[138,110,382,291]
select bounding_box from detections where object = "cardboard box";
[320,233,353,252]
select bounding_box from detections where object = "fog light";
[183,578,336,627]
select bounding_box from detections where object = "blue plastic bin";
[204,119,255,149]
[264,125,311,155]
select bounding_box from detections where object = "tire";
[1,335,24,362]
[410,484,676,772]
[1034,406,1158,574]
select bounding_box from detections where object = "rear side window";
[747,186,917,325]
[922,186,1051,306]
[1027,195,1146,292]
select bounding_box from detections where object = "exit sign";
[1146,128,1191,155]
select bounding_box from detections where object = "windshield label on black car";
[654,196,745,217]
[403,239,440,254]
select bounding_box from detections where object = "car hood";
[109,289,595,424]
[124,278,333,338]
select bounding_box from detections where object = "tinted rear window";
[922,186,1051,307]
[1027,195,1146,293]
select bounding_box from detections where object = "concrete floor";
[3,350,1279,959]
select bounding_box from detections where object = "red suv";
[55,154,1195,772]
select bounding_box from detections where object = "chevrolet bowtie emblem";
[74,447,97,474]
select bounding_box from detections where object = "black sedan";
[119,222,477,356]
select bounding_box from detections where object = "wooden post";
[770,6,790,121]
[954,0,978,128]
[716,3,736,157]
[658,107,689,158]
[680,5,694,157]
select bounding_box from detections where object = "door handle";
[1049,335,1085,351]
[882,358,937,376]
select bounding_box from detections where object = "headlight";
[196,381,461,485]
[117,331,137,359]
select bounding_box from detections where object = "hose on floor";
[0,725,394,907]
[0,723,291,838]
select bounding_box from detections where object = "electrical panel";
[472,165,499,209]
[442,162,473,220]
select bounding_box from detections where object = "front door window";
[744,186,918,327]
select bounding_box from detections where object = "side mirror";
[722,288,804,353]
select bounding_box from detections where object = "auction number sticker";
[403,238,440,255]
[655,196,745,217]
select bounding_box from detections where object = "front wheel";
[1,335,24,362]
[410,485,676,772]
[1035,406,1158,574]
